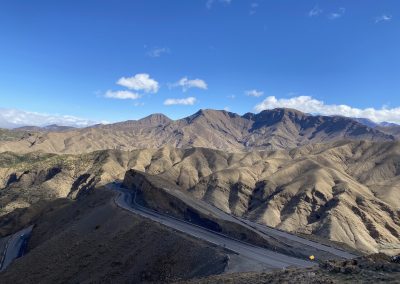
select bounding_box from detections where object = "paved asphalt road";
[0,226,33,272]
[174,184,356,260]
[159,184,356,260]
[113,181,356,260]
[237,217,356,259]
[114,186,315,270]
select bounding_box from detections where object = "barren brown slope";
[134,142,400,254]
[0,189,228,283]
[377,124,400,138]
[1,142,399,254]
[0,108,394,154]
[0,128,29,142]
[0,150,116,218]
[185,254,400,284]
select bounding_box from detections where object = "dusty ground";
[0,189,229,283]
[184,254,400,283]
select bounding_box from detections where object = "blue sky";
[0,0,399,126]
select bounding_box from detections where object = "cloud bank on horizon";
[1,1,398,129]
[0,108,102,129]
[255,96,400,124]
[2,94,400,128]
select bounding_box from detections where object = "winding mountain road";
[237,217,355,259]
[113,185,316,271]
[155,183,356,260]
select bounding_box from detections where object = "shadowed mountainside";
[0,189,228,283]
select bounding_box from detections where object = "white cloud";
[328,8,345,20]
[375,14,392,23]
[173,77,208,92]
[246,89,264,97]
[117,73,159,93]
[164,97,197,106]
[0,108,101,128]
[308,6,322,17]
[227,94,236,99]
[206,0,232,9]
[223,106,230,111]
[104,90,141,100]
[133,102,145,107]
[249,2,259,15]
[254,95,400,124]
[146,47,170,57]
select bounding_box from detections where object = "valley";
[0,109,399,282]
[2,0,400,281]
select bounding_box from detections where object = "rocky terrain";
[0,108,396,154]
[0,108,399,282]
[377,124,400,137]
[0,129,28,142]
[1,140,399,254]
[0,151,107,217]
[186,253,400,283]
[0,189,229,283]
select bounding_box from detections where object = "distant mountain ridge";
[352,118,400,137]
[353,118,399,128]
[15,124,76,132]
[0,108,397,154]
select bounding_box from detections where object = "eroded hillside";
[1,141,399,254]
[0,189,228,283]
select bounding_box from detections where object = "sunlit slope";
[1,141,399,253]
[0,108,394,154]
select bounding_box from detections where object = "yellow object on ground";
[309,255,315,260]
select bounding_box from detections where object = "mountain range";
[1,141,400,254]
[0,108,398,154]
[1,107,400,281]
